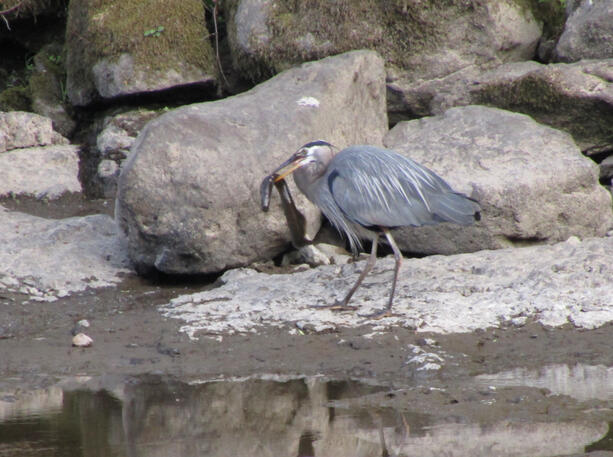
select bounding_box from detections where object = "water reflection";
[475,363,613,401]
[0,373,610,457]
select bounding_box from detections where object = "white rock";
[0,206,132,296]
[72,333,93,347]
[0,111,67,153]
[161,237,613,339]
[97,159,119,179]
[0,145,81,199]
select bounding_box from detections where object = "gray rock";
[65,0,217,106]
[601,155,613,181]
[389,59,613,154]
[0,111,67,153]
[226,0,541,82]
[116,50,387,274]
[0,144,81,199]
[384,106,613,254]
[161,236,613,338]
[93,109,161,198]
[91,53,215,100]
[97,109,159,161]
[281,243,354,267]
[555,0,613,62]
[97,159,120,198]
[29,43,76,137]
[474,59,613,155]
[0,206,132,296]
[231,0,271,55]
[96,124,134,158]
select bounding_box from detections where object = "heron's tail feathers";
[430,192,481,226]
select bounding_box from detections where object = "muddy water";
[1,369,613,457]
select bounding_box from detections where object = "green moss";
[475,74,613,148]
[241,0,485,80]
[0,86,32,111]
[66,0,216,87]
[29,43,66,102]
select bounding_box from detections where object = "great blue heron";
[264,140,480,317]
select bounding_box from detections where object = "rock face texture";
[0,145,81,199]
[0,111,67,153]
[0,207,130,299]
[29,43,76,137]
[116,50,388,274]
[555,0,613,62]
[65,0,217,106]
[162,236,613,338]
[388,59,613,155]
[384,106,613,254]
[225,0,541,82]
[94,109,160,197]
[0,111,80,199]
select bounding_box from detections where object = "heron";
[265,140,480,318]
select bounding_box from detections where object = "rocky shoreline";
[1,2,613,455]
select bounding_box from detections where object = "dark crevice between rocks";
[504,235,549,247]
[137,268,222,291]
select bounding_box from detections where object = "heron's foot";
[309,300,358,312]
[360,308,397,320]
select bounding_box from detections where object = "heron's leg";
[309,233,379,311]
[363,228,402,320]
[383,228,403,311]
[336,232,379,307]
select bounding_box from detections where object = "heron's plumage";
[293,143,480,255]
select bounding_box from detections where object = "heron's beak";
[272,154,310,182]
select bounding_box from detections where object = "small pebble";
[72,333,93,347]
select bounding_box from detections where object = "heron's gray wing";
[328,146,478,228]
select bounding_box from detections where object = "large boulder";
[116,50,387,274]
[65,0,217,106]
[0,207,131,300]
[554,0,613,62]
[384,106,613,254]
[225,0,541,82]
[388,59,613,155]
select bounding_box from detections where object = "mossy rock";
[65,0,217,106]
[0,86,32,111]
[225,0,543,83]
[29,43,76,136]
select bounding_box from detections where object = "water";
[1,370,613,457]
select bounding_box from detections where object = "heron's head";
[272,141,336,188]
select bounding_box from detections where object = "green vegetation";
[144,25,165,38]
[47,54,62,64]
